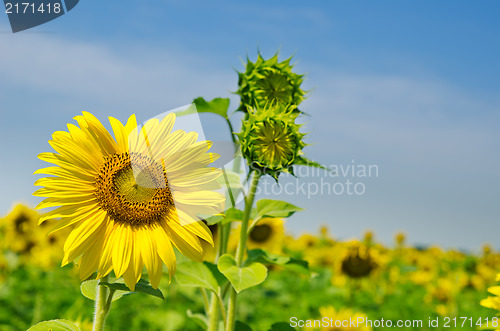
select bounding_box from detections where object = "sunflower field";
[1,204,500,331]
[1,51,499,331]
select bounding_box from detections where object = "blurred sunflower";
[426,278,457,316]
[481,273,500,312]
[293,233,319,251]
[247,218,284,253]
[34,112,224,290]
[0,204,67,269]
[313,306,372,331]
[1,204,40,254]
[340,241,378,279]
[363,230,374,246]
[229,218,285,254]
[394,232,406,247]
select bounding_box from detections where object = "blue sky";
[1,1,499,250]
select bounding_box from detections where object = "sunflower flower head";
[1,204,40,254]
[236,53,306,113]
[237,104,306,179]
[315,306,372,331]
[395,232,406,246]
[34,112,225,290]
[229,218,285,254]
[340,241,378,279]
[0,204,68,269]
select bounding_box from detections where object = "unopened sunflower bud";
[237,53,306,113]
[237,104,306,179]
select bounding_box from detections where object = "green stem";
[225,171,261,331]
[226,118,238,146]
[217,290,227,323]
[92,275,111,331]
[201,288,210,313]
[207,294,220,331]
[208,222,225,331]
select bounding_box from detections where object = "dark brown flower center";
[94,152,174,226]
[249,224,273,243]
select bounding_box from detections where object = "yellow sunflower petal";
[164,221,203,262]
[111,224,132,278]
[175,209,214,246]
[62,211,107,265]
[153,224,176,280]
[123,230,143,291]
[79,231,106,280]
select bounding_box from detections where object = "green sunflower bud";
[236,104,306,179]
[236,53,306,113]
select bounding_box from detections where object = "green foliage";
[27,320,80,331]
[186,309,208,329]
[0,254,497,330]
[269,322,296,331]
[217,254,268,293]
[255,199,303,221]
[192,97,231,119]
[206,207,244,226]
[80,279,130,302]
[246,249,310,275]
[100,279,165,300]
[235,321,253,331]
[175,261,226,293]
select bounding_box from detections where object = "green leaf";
[205,215,224,226]
[100,279,165,300]
[28,320,80,331]
[206,208,244,226]
[80,279,130,302]
[255,199,303,220]
[191,97,230,119]
[246,249,310,275]
[296,156,328,171]
[217,254,267,293]
[175,261,226,292]
[235,321,253,331]
[186,310,208,330]
[224,207,244,223]
[203,261,228,287]
[269,322,296,330]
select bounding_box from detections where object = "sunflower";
[340,241,378,279]
[1,204,40,254]
[394,232,406,247]
[237,104,307,179]
[229,218,284,254]
[1,204,68,269]
[312,306,372,331]
[34,112,225,290]
[236,53,306,113]
[247,218,284,253]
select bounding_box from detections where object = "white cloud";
[0,34,235,109]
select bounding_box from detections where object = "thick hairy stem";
[92,275,111,331]
[225,171,261,331]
